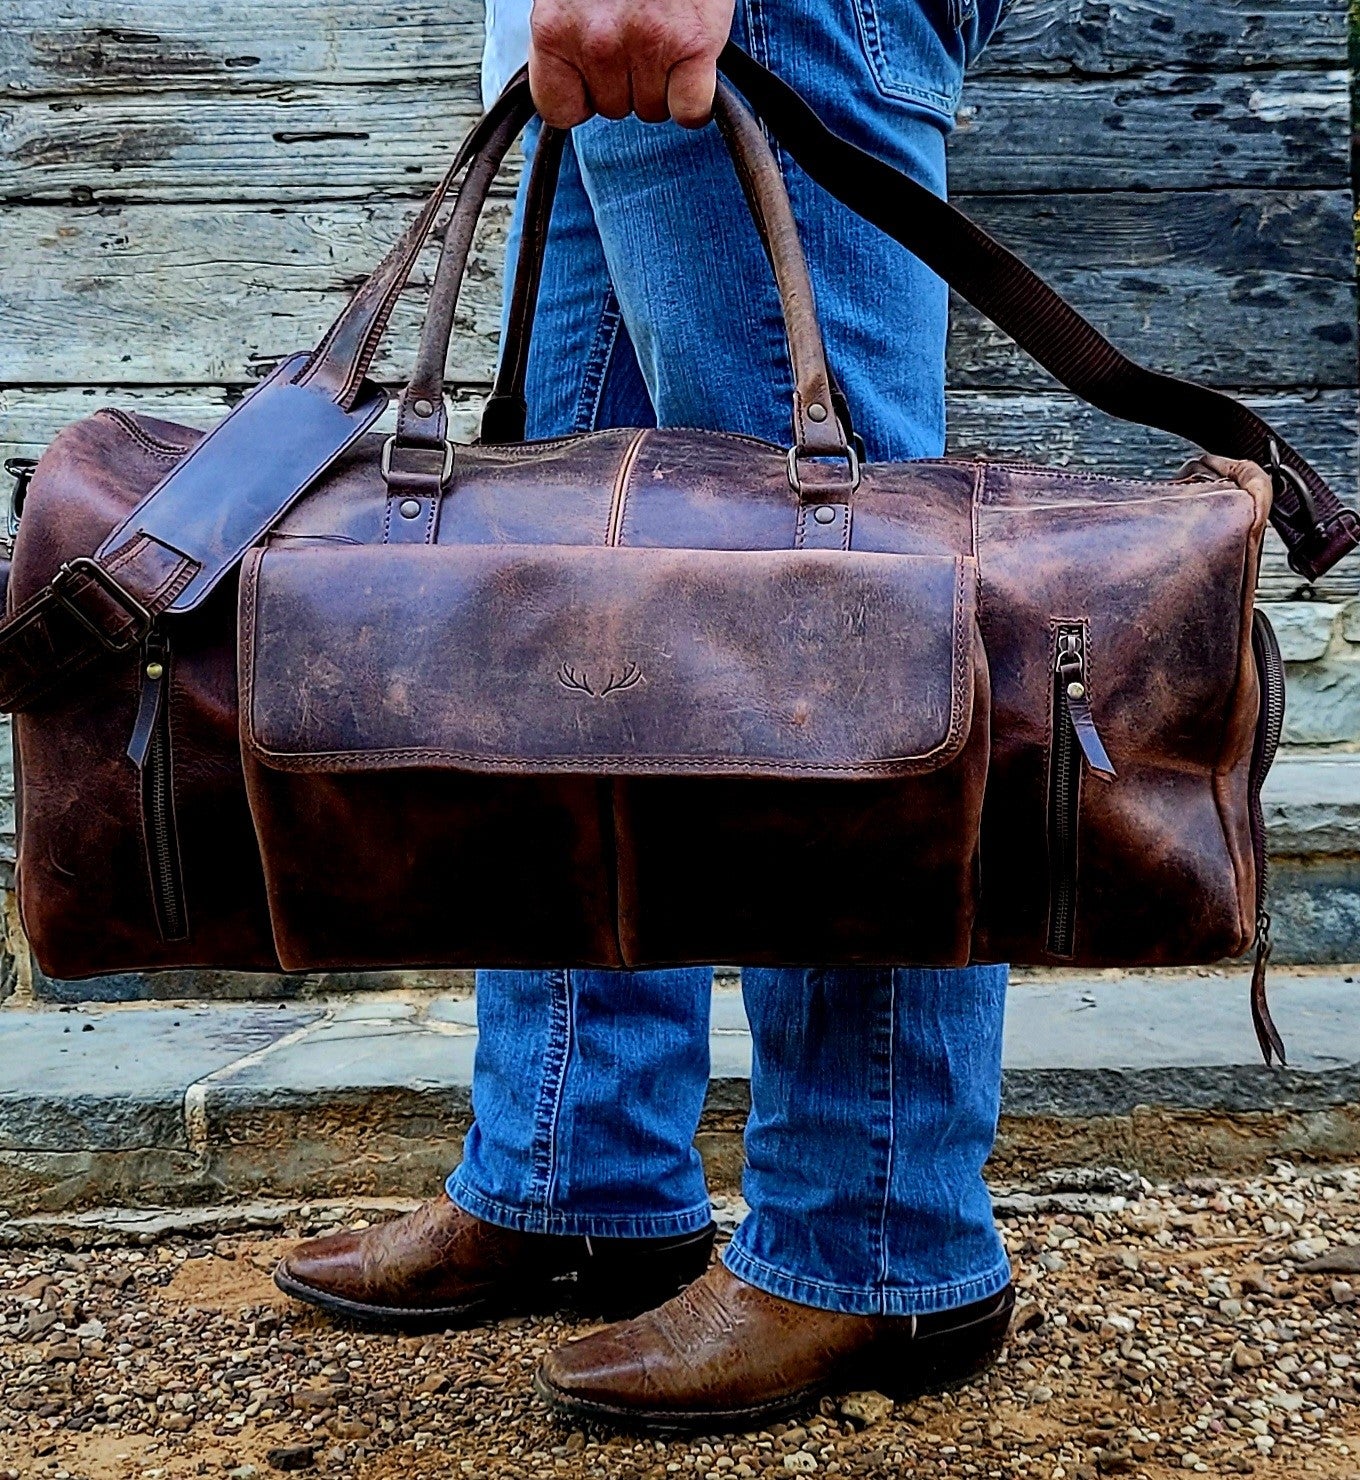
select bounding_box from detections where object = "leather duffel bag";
[3,50,1356,1060]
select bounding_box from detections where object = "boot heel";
[859,1300,1012,1403]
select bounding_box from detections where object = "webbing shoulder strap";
[717,44,1359,583]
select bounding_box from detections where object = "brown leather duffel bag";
[3,51,1356,1060]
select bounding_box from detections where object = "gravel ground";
[3,1166,1360,1479]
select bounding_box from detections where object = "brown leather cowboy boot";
[535,1263,1014,1433]
[274,1194,716,1332]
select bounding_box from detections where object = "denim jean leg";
[450,968,716,1238]
[497,121,657,440]
[449,130,711,1241]
[724,967,1012,1316]
[458,3,1013,1276]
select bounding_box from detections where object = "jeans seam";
[874,970,899,1314]
[527,969,573,1212]
[573,291,625,433]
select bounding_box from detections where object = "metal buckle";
[381,435,454,487]
[50,557,152,653]
[786,442,862,498]
[1266,438,1324,540]
[4,457,37,547]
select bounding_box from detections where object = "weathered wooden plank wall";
[1,0,1356,599]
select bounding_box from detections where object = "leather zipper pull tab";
[1250,911,1287,1068]
[127,632,168,770]
[1056,633,1116,779]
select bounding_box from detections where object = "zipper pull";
[1250,910,1287,1068]
[127,631,169,770]
[1056,632,1116,779]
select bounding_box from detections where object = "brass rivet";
[807,402,828,423]
[145,661,164,681]
[413,398,434,418]
[399,498,422,519]
[1067,681,1085,699]
[813,505,837,525]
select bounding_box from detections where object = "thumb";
[666,54,718,129]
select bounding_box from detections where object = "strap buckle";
[4,457,36,544]
[381,435,454,487]
[786,442,861,498]
[1266,438,1324,541]
[51,557,153,654]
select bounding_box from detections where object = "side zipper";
[1247,608,1287,1066]
[127,629,189,942]
[1047,624,1116,958]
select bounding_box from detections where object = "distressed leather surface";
[974,464,1269,965]
[11,413,1267,978]
[241,545,976,778]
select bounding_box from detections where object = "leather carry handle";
[395,81,852,474]
[383,102,529,468]
[480,123,569,446]
[713,43,1359,581]
[293,78,537,411]
[481,84,859,468]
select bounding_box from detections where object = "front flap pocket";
[241,543,978,780]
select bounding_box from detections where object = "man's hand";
[529,0,736,130]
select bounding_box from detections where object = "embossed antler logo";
[556,662,644,698]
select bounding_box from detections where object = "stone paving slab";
[1002,969,1360,1115]
[2,972,1357,1155]
[215,1000,478,1095]
[1264,755,1360,857]
[0,1003,320,1151]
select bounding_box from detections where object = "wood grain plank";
[0,383,488,457]
[2,70,1348,204]
[976,0,1348,76]
[950,69,1350,193]
[2,191,1348,388]
[955,189,1356,389]
[1,1,486,95]
[0,200,513,386]
[1,0,1344,95]
[3,386,1353,596]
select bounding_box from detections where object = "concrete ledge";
[1264,755,1360,856]
[1,969,1357,1214]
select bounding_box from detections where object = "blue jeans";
[449,0,1011,1318]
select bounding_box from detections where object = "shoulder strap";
[1,52,1354,714]
[717,43,1359,583]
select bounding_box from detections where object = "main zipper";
[127,629,188,942]
[1047,624,1116,957]
[1247,609,1287,1065]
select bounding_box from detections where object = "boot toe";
[538,1328,650,1408]
[274,1230,366,1302]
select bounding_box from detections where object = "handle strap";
[405,81,851,471]
[714,43,1359,581]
